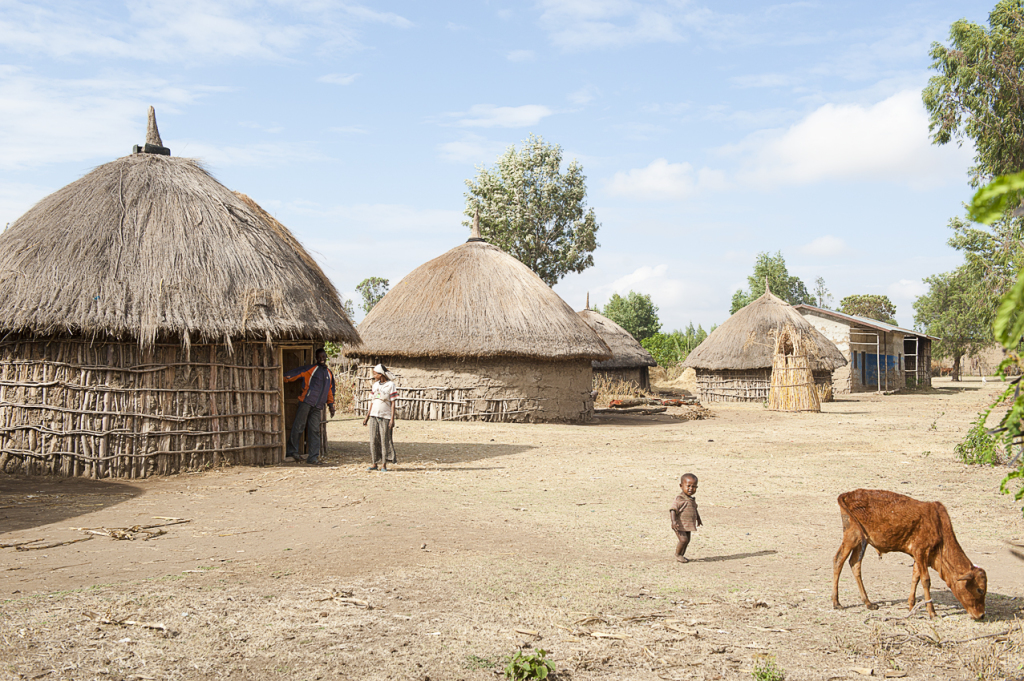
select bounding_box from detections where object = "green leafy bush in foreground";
[955,419,1005,465]
[504,648,556,681]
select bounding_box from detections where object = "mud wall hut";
[577,307,656,390]
[347,224,611,423]
[681,290,847,403]
[0,109,358,478]
[794,305,935,392]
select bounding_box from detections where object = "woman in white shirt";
[362,363,398,471]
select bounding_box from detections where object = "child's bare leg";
[675,530,691,563]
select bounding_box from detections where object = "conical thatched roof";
[0,134,357,347]
[349,240,611,361]
[682,290,846,371]
[577,309,656,369]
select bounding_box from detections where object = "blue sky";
[0,0,996,330]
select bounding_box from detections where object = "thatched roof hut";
[0,108,357,478]
[682,289,846,402]
[348,219,610,422]
[577,306,656,390]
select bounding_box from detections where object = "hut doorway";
[279,344,328,460]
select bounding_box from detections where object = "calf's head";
[952,565,987,620]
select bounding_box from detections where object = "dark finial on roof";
[133,106,171,156]
[467,208,485,242]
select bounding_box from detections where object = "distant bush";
[641,323,713,367]
[955,420,1004,466]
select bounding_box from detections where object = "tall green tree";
[839,295,898,325]
[924,0,1024,188]
[730,251,813,314]
[913,268,994,380]
[813,276,833,309]
[464,134,599,286]
[356,277,389,314]
[602,291,661,342]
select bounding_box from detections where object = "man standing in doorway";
[284,348,336,465]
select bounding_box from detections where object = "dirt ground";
[2,377,1024,680]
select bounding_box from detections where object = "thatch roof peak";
[146,106,163,147]
[0,152,358,348]
[578,308,656,369]
[349,239,610,361]
[682,289,846,371]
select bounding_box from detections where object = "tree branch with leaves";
[464,134,599,287]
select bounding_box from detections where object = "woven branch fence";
[0,339,282,478]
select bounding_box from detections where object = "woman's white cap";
[373,364,392,379]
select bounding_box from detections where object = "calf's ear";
[955,572,973,582]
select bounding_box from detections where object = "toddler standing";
[669,473,702,563]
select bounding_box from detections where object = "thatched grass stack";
[0,109,357,478]
[767,325,821,412]
[348,222,610,423]
[682,289,846,403]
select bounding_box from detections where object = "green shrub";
[955,420,1005,466]
[504,648,555,681]
[752,655,785,681]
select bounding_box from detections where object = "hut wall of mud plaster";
[694,368,833,403]
[0,339,293,479]
[354,357,595,423]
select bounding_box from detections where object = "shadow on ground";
[696,550,778,563]
[0,475,143,533]
[323,439,538,466]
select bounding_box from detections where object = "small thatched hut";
[0,109,358,478]
[682,290,846,403]
[577,303,656,390]
[347,222,611,422]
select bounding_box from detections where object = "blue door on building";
[863,354,898,388]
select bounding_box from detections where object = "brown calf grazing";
[832,489,986,620]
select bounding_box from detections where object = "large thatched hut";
[0,109,358,478]
[347,223,611,422]
[682,289,846,403]
[577,304,656,390]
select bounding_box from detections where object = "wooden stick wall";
[0,339,282,478]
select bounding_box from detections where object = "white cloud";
[725,90,973,189]
[567,85,599,105]
[607,158,727,200]
[318,73,360,85]
[537,0,689,50]
[800,235,847,257]
[0,0,411,63]
[239,120,283,133]
[437,134,508,163]
[172,140,329,168]
[887,278,928,303]
[730,73,801,88]
[0,67,213,169]
[506,49,535,62]
[330,125,368,134]
[591,264,699,308]
[452,104,554,128]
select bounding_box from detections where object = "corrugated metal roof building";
[794,305,938,393]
